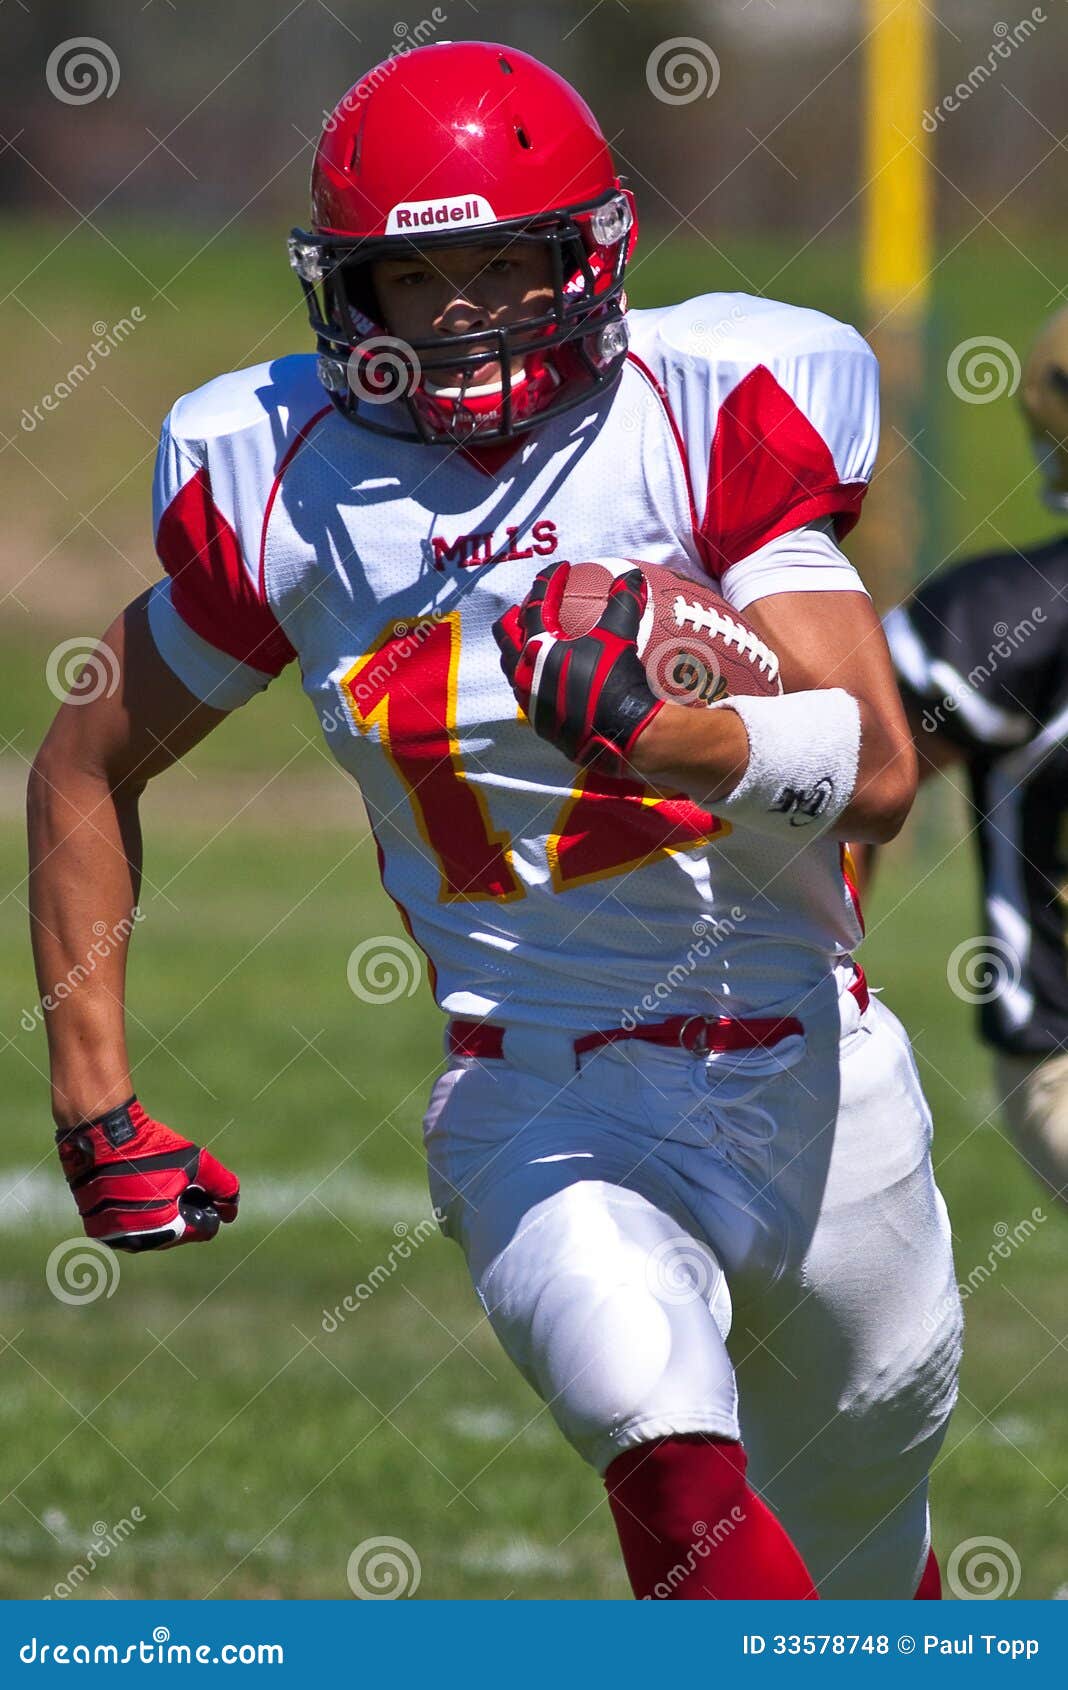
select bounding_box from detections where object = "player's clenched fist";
[493,560,663,769]
[55,1097,239,1253]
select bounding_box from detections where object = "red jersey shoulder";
[152,355,329,674]
[625,293,880,576]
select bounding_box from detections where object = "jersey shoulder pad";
[626,294,879,576]
[628,291,870,372]
[152,356,326,675]
[165,353,325,457]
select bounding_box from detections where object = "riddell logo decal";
[386,195,497,233]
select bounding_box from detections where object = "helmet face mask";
[291,43,638,447]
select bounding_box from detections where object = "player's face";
[371,241,554,389]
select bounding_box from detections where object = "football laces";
[670,596,781,684]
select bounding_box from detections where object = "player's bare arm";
[28,593,240,1251]
[497,567,917,845]
[631,589,918,843]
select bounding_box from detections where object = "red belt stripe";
[448,967,868,1061]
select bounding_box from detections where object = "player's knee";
[485,1245,713,1461]
[475,1184,736,1469]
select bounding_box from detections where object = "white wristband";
[710,688,861,838]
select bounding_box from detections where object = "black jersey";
[884,537,1068,1056]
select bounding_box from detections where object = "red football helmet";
[290,41,638,445]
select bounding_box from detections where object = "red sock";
[605,1435,818,1600]
[914,1546,941,1599]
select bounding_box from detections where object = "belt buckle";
[679,1015,712,1056]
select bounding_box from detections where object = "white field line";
[459,1536,573,1578]
[0,1165,431,1233]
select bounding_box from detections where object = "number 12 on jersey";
[341,614,727,902]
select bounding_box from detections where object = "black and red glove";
[493,561,662,769]
[55,1097,239,1253]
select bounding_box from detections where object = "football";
[556,559,783,706]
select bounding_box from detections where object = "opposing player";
[862,307,1068,1207]
[28,42,962,1598]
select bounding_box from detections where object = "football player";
[28,42,961,1599]
[860,307,1068,1208]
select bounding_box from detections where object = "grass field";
[1,218,1066,1599]
[2,797,1066,1599]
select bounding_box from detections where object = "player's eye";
[392,269,431,288]
[486,256,516,275]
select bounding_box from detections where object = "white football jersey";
[148,292,878,1029]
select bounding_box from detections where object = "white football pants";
[422,977,963,1598]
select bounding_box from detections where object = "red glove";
[493,560,662,769]
[55,1097,239,1252]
